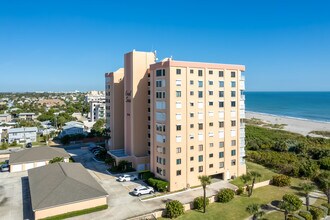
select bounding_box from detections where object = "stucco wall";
[34,196,108,220]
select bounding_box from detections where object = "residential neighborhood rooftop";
[8,127,38,133]
[28,162,109,211]
[9,147,70,165]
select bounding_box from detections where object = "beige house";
[9,147,70,172]
[0,113,11,123]
[28,162,109,220]
[105,50,247,191]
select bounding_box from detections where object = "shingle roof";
[9,147,70,165]
[28,162,108,211]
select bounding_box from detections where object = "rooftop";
[9,146,70,165]
[108,149,128,158]
[28,162,108,211]
[8,127,38,133]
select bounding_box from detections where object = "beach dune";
[246,111,330,137]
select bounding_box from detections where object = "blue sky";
[0,0,329,92]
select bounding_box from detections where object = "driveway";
[0,171,33,220]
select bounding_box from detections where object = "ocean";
[245,92,330,122]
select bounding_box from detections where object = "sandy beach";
[246,111,330,137]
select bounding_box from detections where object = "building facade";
[89,100,105,122]
[105,51,246,191]
[8,127,38,144]
[105,68,125,150]
[0,113,12,123]
[149,59,246,191]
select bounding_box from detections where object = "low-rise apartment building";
[8,127,38,144]
[0,113,12,123]
[18,112,36,121]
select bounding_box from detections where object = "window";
[176,91,181,97]
[208,111,214,117]
[209,164,214,168]
[190,69,194,74]
[209,122,214,126]
[190,145,194,150]
[190,124,194,128]
[156,69,165,77]
[208,80,213,86]
[176,102,182,108]
[190,91,194,96]
[209,153,213,158]
[198,70,203,76]
[219,111,224,118]
[176,125,181,131]
[176,170,181,176]
[156,101,166,109]
[219,131,224,138]
[176,136,182,142]
[209,70,213,75]
[198,102,203,108]
[199,166,203,172]
[231,101,236,107]
[198,112,203,120]
[198,144,203,151]
[156,79,165,87]
[190,102,194,106]
[231,129,236,137]
[231,71,236,77]
[190,113,194,117]
[190,167,194,172]
[156,134,166,143]
[219,162,224,168]
[219,152,224,158]
[231,159,236,166]
[190,80,194,85]
[208,132,214,137]
[219,101,224,108]
[231,81,236,87]
[176,80,182,86]
[190,157,194,161]
[189,134,194,140]
[198,133,203,141]
[209,143,214,147]
[219,121,224,128]
[176,159,182,164]
[231,120,236,127]
[219,81,224,87]
[219,71,224,77]
[198,91,203,98]
[209,101,213,106]
[231,140,236,146]
[198,123,203,130]
[198,81,203,87]
[209,91,213,96]
[231,91,236,97]
[156,112,166,121]
[219,141,224,148]
[231,150,236,156]
[176,69,181,75]
[219,91,224,97]
[176,113,182,120]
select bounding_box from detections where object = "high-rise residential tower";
[149,58,246,191]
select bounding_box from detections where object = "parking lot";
[0,146,235,220]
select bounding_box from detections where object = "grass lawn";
[166,182,303,220]
[230,162,277,187]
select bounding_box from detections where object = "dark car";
[26,143,32,148]
[0,164,9,172]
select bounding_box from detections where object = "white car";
[132,186,154,196]
[117,174,138,182]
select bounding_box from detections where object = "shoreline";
[246,111,330,137]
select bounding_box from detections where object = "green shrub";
[139,170,155,180]
[193,196,209,210]
[272,174,291,187]
[298,211,313,220]
[236,187,244,195]
[319,157,330,170]
[321,203,330,215]
[147,177,168,192]
[165,200,184,219]
[310,207,324,220]
[217,188,235,203]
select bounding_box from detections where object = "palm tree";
[198,175,211,213]
[249,171,261,197]
[300,182,316,211]
[240,173,252,194]
[246,203,265,220]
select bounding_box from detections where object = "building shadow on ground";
[21,177,34,220]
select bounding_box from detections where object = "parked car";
[26,143,32,148]
[0,164,9,172]
[132,186,154,196]
[117,174,138,182]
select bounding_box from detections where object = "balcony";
[240,80,245,90]
[240,94,245,101]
